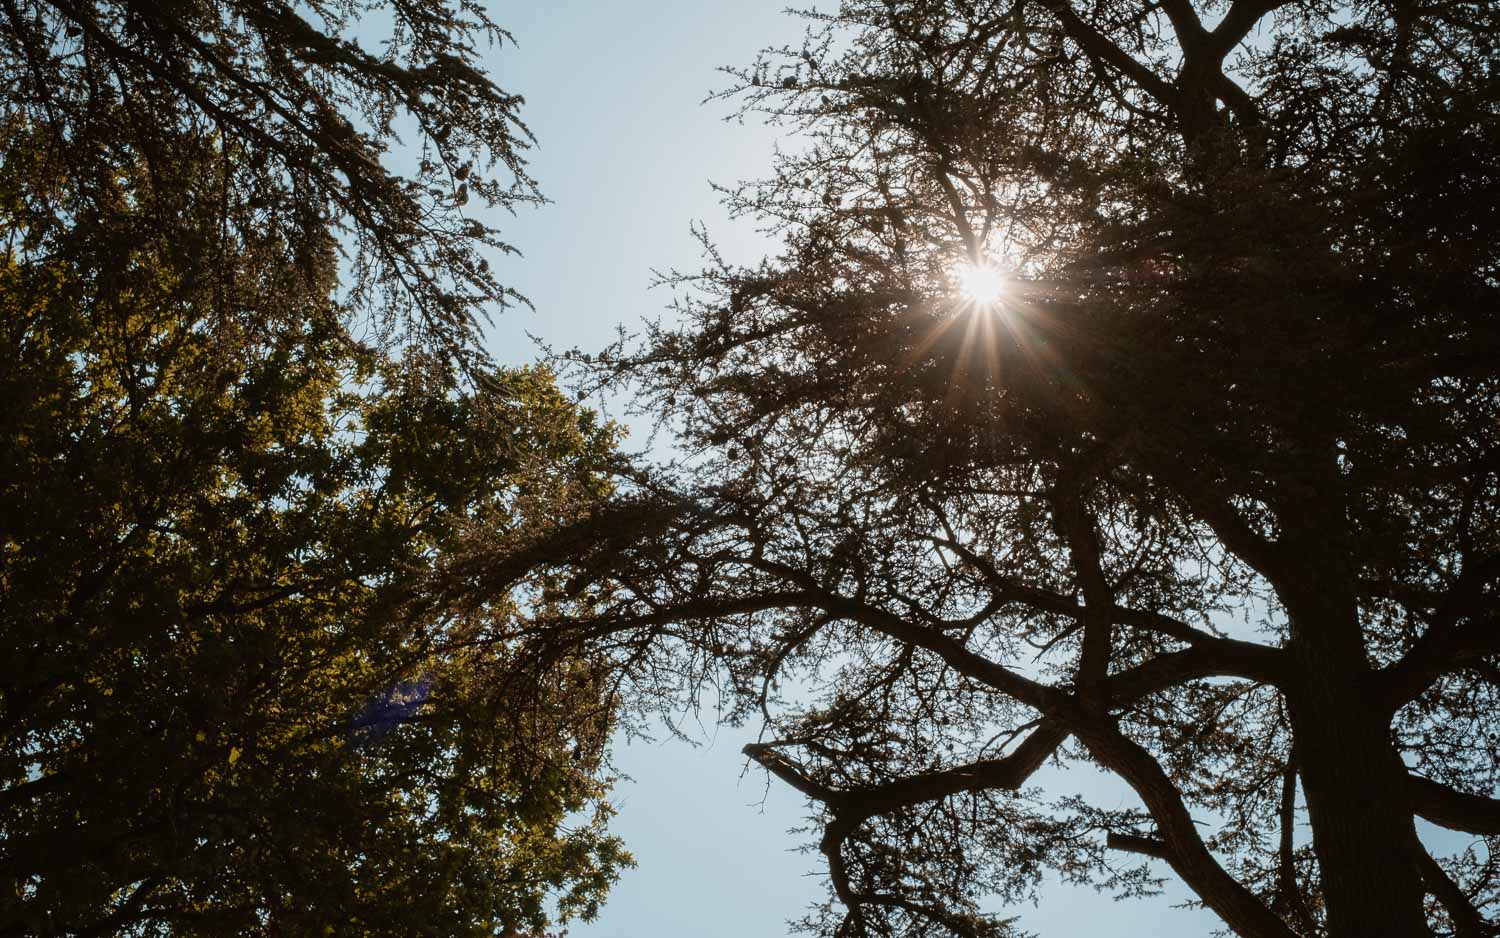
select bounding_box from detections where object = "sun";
[954,262,1006,309]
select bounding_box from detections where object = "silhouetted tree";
[546,2,1500,936]
[0,131,629,935]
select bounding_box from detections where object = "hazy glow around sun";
[955,262,1006,308]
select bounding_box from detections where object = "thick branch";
[741,744,841,805]
[748,551,1281,722]
[1416,844,1490,938]
[0,769,70,812]
[1380,556,1500,708]
[1163,0,1273,127]
[1408,774,1500,836]
[1382,612,1500,709]
[1105,640,1284,706]
[1206,0,1295,63]
[1034,0,1180,111]
[1074,718,1298,938]
[1274,755,1317,936]
[1161,0,1210,52]
[1192,495,1288,585]
[1052,485,1114,703]
[927,532,1285,688]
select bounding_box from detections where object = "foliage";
[0,0,542,362]
[544,2,1500,937]
[0,133,629,937]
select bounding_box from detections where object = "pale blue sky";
[476,5,1226,937]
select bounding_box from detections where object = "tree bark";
[1279,547,1431,937]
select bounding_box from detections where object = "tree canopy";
[0,0,538,360]
[541,1,1500,936]
[0,131,630,936]
[0,2,637,931]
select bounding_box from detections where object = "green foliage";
[0,134,628,936]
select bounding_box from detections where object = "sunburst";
[954,262,1006,309]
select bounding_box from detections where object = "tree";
[0,0,539,361]
[0,133,630,937]
[544,1,1500,936]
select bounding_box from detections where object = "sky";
[480,5,831,934]
[477,4,1231,937]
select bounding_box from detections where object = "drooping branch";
[1416,843,1491,938]
[746,722,1068,938]
[1073,717,1299,938]
[1274,753,1318,936]
[744,721,1066,831]
[21,0,538,353]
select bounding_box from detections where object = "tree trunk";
[1280,552,1431,937]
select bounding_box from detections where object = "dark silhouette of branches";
[521,1,1500,935]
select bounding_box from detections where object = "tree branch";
[1206,0,1295,63]
[1033,0,1180,112]
[1107,831,1172,860]
[1160,0,1210,52]
[1415,843,1491,938]
[1052,484,1114,703]
[1274,754,1318,936]
[1408,774,1500,836]
[748,722,1067,938]
[926,531,1286,686]
[749,557,1062,713]
[1104,640,1284,706]
[1073,717,1299,938]
[745,721,1066,829]
[1379,555,1500,709]
[1191,495,1288,585]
